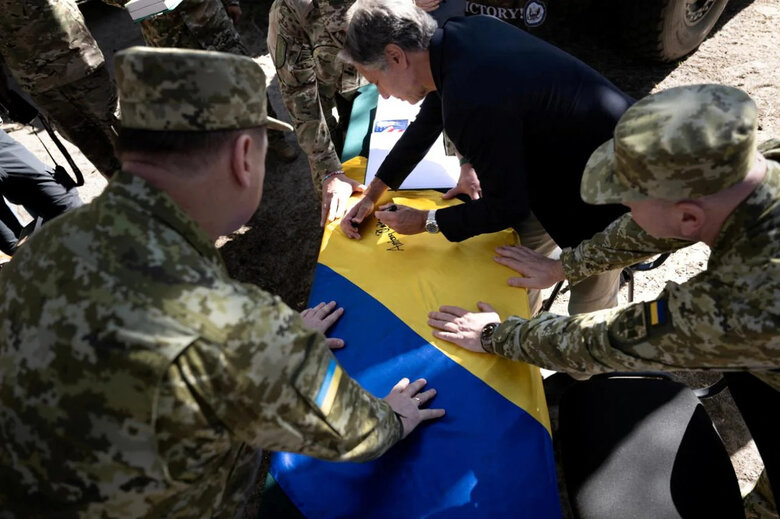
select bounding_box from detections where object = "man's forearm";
[560,214,689,286]
[436,196,528,242]
[487,312,626,376]
[364,177,389,202]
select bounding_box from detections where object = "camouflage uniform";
[485,85,780,392]
[102,0,249,54]
[0,48,401,518]
[101,0,291,152]
[0,0,120,178]
[268,0,364,190]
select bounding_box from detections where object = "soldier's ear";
[675,201,706,239]
[230,133,253,188]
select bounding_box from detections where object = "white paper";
[365,96,459,190]
[127,0,183,20]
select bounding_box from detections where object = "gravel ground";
[2,0,778,515]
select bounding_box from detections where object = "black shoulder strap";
[35,115,84,187]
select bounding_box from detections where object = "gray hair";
[340,0,438,70]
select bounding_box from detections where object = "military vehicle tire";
[616,0,729,62]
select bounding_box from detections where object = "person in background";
[268,0,442,228]
[101,0,299,163]
[0,128,82,256]
[0,0,121,178]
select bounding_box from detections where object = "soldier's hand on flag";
[375,204,426,235]
[323,175,365,227]
[341,195,376,239]
[428,302,500,352]
[301,300,346,349]
[494,245,566,289]
[442,163,481,200]
[383,377,445,439]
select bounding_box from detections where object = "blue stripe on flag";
[270,264,561,518]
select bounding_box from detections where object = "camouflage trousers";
[515,211,621,316]
[34,65,120,178]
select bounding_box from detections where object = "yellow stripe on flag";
[318,157,551,434]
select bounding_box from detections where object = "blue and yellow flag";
[270,158,561,518]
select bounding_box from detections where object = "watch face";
[480,322,497,351]
[425,220,439,233]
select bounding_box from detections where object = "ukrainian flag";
[270,158,561,517]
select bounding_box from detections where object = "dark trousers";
[1,129,81,254]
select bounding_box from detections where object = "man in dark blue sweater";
[339,0,633,314]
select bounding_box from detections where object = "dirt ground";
[1,0,778,515]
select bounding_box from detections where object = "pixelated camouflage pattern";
[490,155,780,392]
[268,0,364,185]
[0,0,120,177]
[101,0,290,140]
[28,66,121,177]
[582,84,757,204]
[0,172,401,517]
[115,46,290,132]
[102,0,249,56]
[0,0,104,93]
[560,213,689,286]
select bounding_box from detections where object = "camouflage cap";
[581,84,757,204]
[114,46,292,132]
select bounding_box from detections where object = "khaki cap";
[581,84,757,204]
[115,46,292,132]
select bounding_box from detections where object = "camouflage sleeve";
[487,272,779,377]
[560,213,690,286]
[0,0,104,92]
[135,0,249,55]
[175,0,249,55]
[268,0,343,187]
[157,293,402,463]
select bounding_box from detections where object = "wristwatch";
[480,322,499,352]
[425,210,439,234]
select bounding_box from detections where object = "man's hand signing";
[375,203,427,235]
[300,300,345,349]
[322,175,365,227]
[428,302,500,352]
[494,245,566,289]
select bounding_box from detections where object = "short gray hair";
[340,0,438,70]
